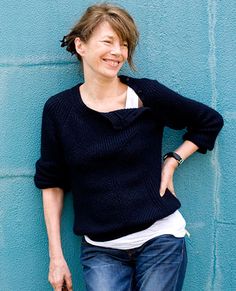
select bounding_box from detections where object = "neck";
[81,75,124,101]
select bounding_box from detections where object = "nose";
[110,43,122,56]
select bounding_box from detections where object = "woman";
[34,3,223,291]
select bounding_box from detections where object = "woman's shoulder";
[45,84,78,110]
[42,83,80,124]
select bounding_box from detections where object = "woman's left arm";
[159,140,199,196]
[144,78,224,154]
[143,78,224,196]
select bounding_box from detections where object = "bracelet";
[163,152,184,166]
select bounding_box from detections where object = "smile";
[103,59,120,67]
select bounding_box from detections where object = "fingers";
[48,264,72,291]
[159,178,168,197]
[159,168,171,196]
[49,274,64,290]
[160,163,176,197]
[168,180,176,196]
[160,180,175,197]
[50,275,73,291]
[48,258,73,291]
[51,277,73,291]
[64,275,73,290]
[53,280,64,291]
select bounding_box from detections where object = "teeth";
[104,59,119,67]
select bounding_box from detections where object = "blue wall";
[0,0,235,290]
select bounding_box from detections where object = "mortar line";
[0,174,34,180]
[207,0,221,290]
[215,220,236,226]
[0,59,77,68]
[0,173,34,179]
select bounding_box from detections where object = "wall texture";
[0,0,235,290]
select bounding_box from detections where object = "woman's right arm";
[43,187,73,291]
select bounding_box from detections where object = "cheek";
[123,49,128,60]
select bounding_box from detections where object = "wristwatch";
[163,152,184,166]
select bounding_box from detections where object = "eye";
[103,40,112,44]
[122,42,128,48]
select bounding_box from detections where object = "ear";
[74,37,86,56]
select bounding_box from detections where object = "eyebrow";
[102,35,127,42]
[102,35,115,39]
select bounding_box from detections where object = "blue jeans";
[80,235,187,291]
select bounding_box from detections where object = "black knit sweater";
[34,76,223,241]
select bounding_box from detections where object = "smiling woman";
[34,2,223,291]
[74,22,128,81]
[61,3,139,70]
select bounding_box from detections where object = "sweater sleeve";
[34,99,71,192]
[145,79,224,153]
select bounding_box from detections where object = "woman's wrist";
[49,253,64,260]
[163,157,179,170]
[163,157,179,172]
[163,152,183,166]
[49,244,64,259]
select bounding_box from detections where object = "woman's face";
[75,21,128,80]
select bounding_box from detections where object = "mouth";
[102,59,121,67]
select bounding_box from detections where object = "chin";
[98,62,123,77]
[100,69,121,80]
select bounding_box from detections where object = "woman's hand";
[48,256,73,291]
[160,141,199,196]
[159,157,179,197]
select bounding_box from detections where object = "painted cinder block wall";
[0,0,235,290]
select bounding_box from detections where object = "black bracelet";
[163,152,184,166]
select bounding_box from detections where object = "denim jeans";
[80,234,187,291]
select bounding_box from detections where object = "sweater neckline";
[73,76,145,115]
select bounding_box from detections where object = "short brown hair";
[61,3,139,70]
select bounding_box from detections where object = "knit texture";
[34,76,224,241]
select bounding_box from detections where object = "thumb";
[159,180,167,197]
[160,168,172,196]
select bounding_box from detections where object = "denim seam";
[172,238,185,290]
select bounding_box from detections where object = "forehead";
[91,21,122,39]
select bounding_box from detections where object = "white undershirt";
[84,86,187,249]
